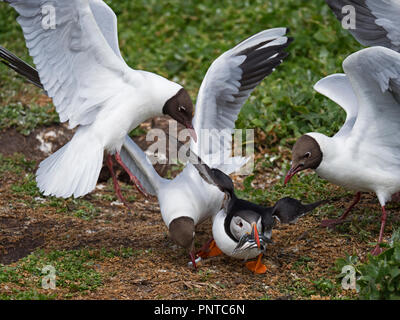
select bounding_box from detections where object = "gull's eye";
[178,106,186,112]
[304,152,311,158]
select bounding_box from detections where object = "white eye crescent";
[305,152,311,158]
[233,217,243,228]
[178,106,186,112]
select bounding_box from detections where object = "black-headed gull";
[1,0,196,201]
[186,153,323,273]
[0,45,145,208]
[285,0,400,255]
[120,28,293,268]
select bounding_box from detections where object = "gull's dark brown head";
[284,135,323,184]
[168,216,195,251]
[163,88,197,142]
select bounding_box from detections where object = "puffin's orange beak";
[252,223,261,249]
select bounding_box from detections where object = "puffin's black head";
[261,209,276,240]
[285,135,322,184]
[230,210,268,253]
[162,88,197,142]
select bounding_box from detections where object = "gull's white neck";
[305,132,391,197]
[305,132,351,187]
[140,71,182,120]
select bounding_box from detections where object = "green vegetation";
[0,153,35,175]
[336,229,400,300]
[0,248,134,299]
[0,103,58,136]
[1,154,101,220]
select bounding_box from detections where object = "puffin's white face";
[230,216,262,241]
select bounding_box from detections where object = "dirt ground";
[0,120,397,300]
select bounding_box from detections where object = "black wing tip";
[0,45,43,89]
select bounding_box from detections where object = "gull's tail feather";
[36,128,103,198]
[0,45,43,90]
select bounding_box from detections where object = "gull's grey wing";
[343,46,400,173]
[119,136,167,196]
[3,0,139,128]
[89,0,124,61]
[191,28,292,156]
[0,0,124,88]
[314,73,359,138]
[326,0,400,51]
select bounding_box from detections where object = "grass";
[0,102,58,136]
[0,248,136,299]
[1,154,102,220]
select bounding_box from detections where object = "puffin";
[181,140,324,273]
[285,0,400,255]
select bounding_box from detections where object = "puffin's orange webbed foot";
[245,254,267,274]
[197,240,223,259]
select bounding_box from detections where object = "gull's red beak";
[252,223,261,249]
[284,164,302,185]
[185,122,197,143]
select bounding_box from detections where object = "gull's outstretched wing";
[191,28,292,156]
[3,0,139,128]
[119,136,166,196]
[343,46,400,171]
[326,0,400,52]
[89,0,124,61]
[314,73,359,138]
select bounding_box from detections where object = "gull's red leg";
[114,152,149,198]
[189,251,197,270]
[371,206,388,256]
[391,192,400,202]
[320,192,361,228]
[106,154,132,212]
[196,238,214,256]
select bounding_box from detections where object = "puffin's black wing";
[272,197,325,224]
